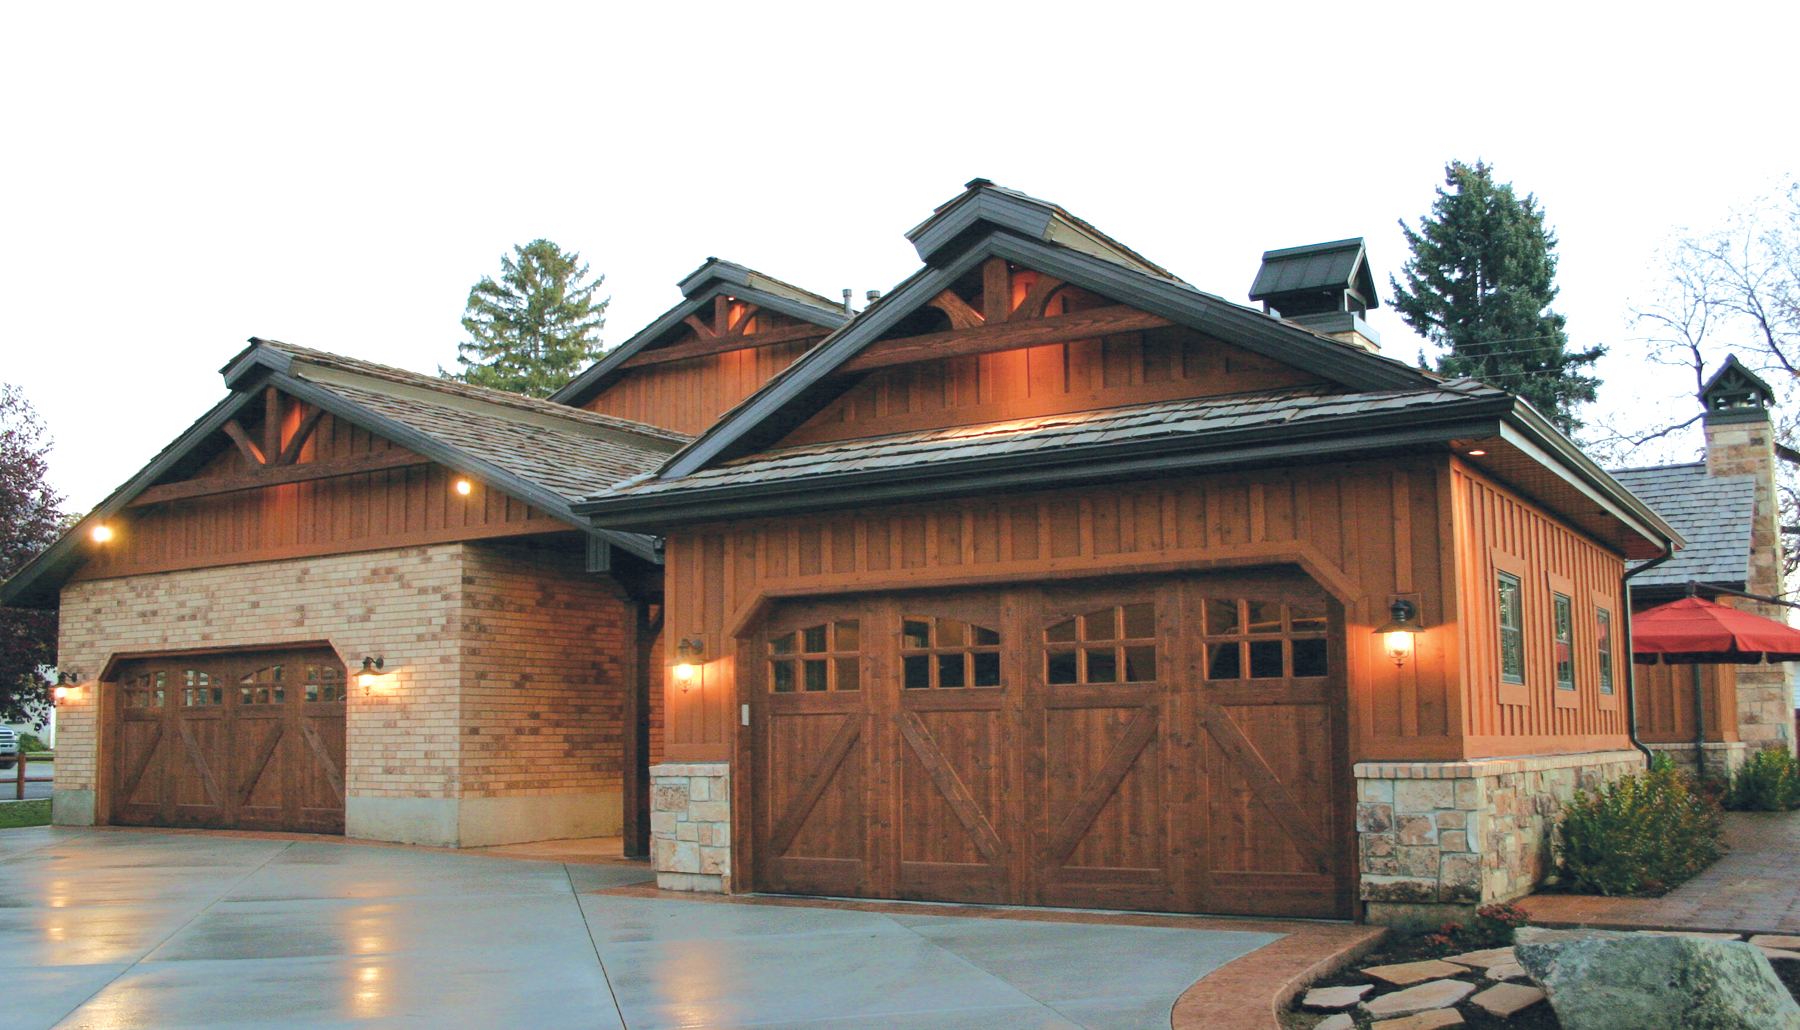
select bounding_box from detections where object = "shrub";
[1473,902,1531,946]
[16,732,46,753]
[1556,754,1723,896]
[1723,746,1800,812]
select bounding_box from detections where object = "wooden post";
[13,752,23,801]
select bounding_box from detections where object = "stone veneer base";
[1355,750,1644,926]
[1645,740,1753,780]
[650,762,731,893]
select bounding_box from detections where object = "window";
[902,617,1002,689]
[1497,571,1525,685]
[125,671,167,709]
[303,663,346,703]
[239,666,285,705]
[1200,597,1329,680]
[1045,603,1157,685]
[182,669,223,707]
[1552,593,1575,691]
[1596,607,1615,695]
[769,620,860,692]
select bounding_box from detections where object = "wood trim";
[682,314,717,340]
[766,715,862,857]
[897,710,1006,862]
[222,420,267,467]
[835,306,1173,376]
[1012,276,1067,322]
[1196,700,1331,873]
[621,322,833,369]
[275,406,326,466]
[236,724,286,806]
[981,257,1011,323]
[116,722,164,805]
[1591,588,1622,711]
[1546,570,1580,710]
[665,743,731,763]
[1491,548,1530,707]
[176,719,225,807]
[927,290,985,330]
[1044,705,1159,865]
[127,450,431,507]
[300,719,347,803]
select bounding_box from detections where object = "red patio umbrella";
[1632,596,1800,665]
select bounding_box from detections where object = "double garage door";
[109,647,347,834]
[751,569,1353,919]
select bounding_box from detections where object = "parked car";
[0,727,16,770]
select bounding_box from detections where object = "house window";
[1497,571,1525,685]
[770,621,860,692]
[1552,593,1575,691]
[1200,597,1328,680]
[1597,607,1615,695]
[1046,603,1156,684]
[902,617,1002,689]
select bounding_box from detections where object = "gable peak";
[906,179,1184,284]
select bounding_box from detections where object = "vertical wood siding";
[75,411,564,581]
[582,313,819,435]
[658,457,1478,765]
[1451,461,1631,757]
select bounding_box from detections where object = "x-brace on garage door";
[751,569,1353,919]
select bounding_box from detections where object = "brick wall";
[57,542,638,823]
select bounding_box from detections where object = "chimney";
[1699,354,1793,749]
[866,289,882,305]
[1248,238,1382,353]
[842,288,853,315]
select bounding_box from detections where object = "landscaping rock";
[1641,929,1743,941]
[1470,982,1547,1017]
[1316,1015,1355,1030]
[1516,932,1800,1030]
[1361,979,1476,1019]
[1753,935,1800,951]
[1371,1010,1463,1030]
[1361,959,1468,985]
[1515,926,1635,946]
[1303,984,1373,1009]
[1443,946,1515,969]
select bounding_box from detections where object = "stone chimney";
[1700,354,1793,749]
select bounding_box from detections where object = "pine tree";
[0,384,67,727]
[444,239,608,397]
[1391,161,1603,435]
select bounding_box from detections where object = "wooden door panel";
[895,709,1007,902]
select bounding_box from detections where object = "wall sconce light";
[359,656,385,693]
[1374,599,1421,667]
[671,638,704,692]
[91,525,113,543]
[51,670,81,703]
[453,478,473,496]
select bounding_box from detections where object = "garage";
[750,569,1353,919]
[109,647,348,834]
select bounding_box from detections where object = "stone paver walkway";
[1,826,1299,1030]
[1521,809,1800,934]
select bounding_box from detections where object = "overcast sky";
[4,2,1796,510]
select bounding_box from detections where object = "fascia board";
[1496,417,1683,552]
[677,260,752,295]
[0,390,262,608]
[907,192,1055,264]
[547,280,849,407]
[270,374,660,564]
[221,345,293,391]
[581,413,1510,530]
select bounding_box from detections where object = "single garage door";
[751,569,1352,919]
[110,648,347,834]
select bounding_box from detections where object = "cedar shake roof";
[1610,462,1756,590]
[603,381,1507,500]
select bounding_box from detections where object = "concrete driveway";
[1,828,1283,1030]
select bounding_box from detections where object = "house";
[1609,356,1796,777]
[1,180,1684,926]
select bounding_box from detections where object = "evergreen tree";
[0,384,67,728]
[443,239,608,397]
[1391,160,1603,435]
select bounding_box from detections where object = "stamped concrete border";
[1171,923,1386,1030]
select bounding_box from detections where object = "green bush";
[1557,754,1723,896]
[1723,746,1800,811]
[16,732,47,753]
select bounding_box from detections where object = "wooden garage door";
[750,569,1352,918]
[111,648,347,834]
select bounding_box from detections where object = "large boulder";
[1516,932,1800,1030]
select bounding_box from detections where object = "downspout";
[1621,540,1676,767]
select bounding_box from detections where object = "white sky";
[3,1,1796,511]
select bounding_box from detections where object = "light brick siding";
[58,541,635,825]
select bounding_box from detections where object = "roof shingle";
[1610,463,1755,588]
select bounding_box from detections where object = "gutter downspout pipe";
[1621,540,1677,767]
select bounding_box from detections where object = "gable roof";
[0,340,690,609]
[654,182,1443,480]
[1249,238,1379,311]
[1610,462,1756,591]
[546,258,850,409]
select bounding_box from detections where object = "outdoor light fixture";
[51,670,81,703]
[453,479,472,496]
[1374,599,1421,667]
[672,638,704,692]
[1466,449,1487,456]
[359,656,385,692]
[91,525,113,543]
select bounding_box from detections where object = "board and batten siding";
[582,333,817,436]
[658,456,1466,765]
[1450,459,1631,758]
[74,410,565,581]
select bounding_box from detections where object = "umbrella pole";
[1692,662,1707,780]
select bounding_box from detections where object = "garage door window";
[771,621,861,692]
[902,617,1002,689]
[304,663,346,702]
[125,672,167,708]
[181,670,222,707]
[240,666,287,705]
[1045,603,1156,684]
[1203,598,1330,680]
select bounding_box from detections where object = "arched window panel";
[770,620,861,693]
[901,616,1002,689]
[1045,603,1156,685]
[1201,597,1329,681]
